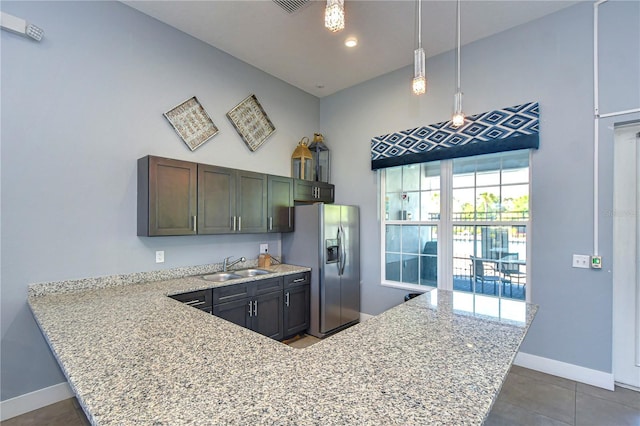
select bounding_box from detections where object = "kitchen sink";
[234,268,271,277]
[201,272,242,282]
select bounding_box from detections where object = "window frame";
[379,151,532,303]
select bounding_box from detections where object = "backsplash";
[27,257,280,297]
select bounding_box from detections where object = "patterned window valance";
[371,102,539,170]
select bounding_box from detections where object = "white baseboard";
[360,312,374,322]
[0,382,73,421]
[514,352,614,390]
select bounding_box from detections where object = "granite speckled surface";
[28,266,537,425]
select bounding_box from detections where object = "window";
[381,150,530,301]
[384,162,440,286]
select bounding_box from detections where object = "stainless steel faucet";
[223,256,246,271]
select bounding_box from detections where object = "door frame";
[612,121,640,389]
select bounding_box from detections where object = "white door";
[613,122,640,389]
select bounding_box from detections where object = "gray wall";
[0,1,319,400]
[321,0,639,374]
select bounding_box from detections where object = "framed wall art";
[164,96,219,151]
[226,94,276,152]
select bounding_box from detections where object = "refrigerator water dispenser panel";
[326,239,339,263]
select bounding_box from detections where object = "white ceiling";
[123,0,580,98]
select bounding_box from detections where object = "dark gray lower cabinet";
[283,272,310,338]
[172,273,309,341]
[212,277,284,340]
[212,298,251,329]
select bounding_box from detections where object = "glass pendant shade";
[291,137,314,181]
[412,48,426,95]
[308,133,330,183]
[452,91,464,127]
[325,0,345,32]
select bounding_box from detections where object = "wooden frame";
[164,96,219,151]
[226,94,276,152]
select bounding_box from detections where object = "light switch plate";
[156,250,165,263]
[260,243,268,254]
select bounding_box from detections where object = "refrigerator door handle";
[338,225,347,276]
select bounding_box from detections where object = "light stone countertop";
[28,264,537,425]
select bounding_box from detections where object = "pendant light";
[451,0,464,127]
[325,0,345,32]
[412,0,426,95]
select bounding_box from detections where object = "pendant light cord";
[455,0,461,92]
[417,0,422,50]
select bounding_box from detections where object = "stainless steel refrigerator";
[282,204,360,338]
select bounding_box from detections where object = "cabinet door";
[213,299,252,329]
[283,284,310,338]
[252,291,284,340]
[293,179,315,202]
[138,156,197,236]
[317,182,335,203]
[198,164,236,234]
[237,171,267,233]
[293,179,335,204]
[267,176,294,233]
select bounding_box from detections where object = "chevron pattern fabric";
[371,102,539,170]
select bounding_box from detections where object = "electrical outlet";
[572,254,589,269]
[259,243,269,254]
[155,250,165,263]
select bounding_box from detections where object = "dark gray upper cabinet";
[267,175,294,233]
[138,155,300,235]
[293,179,335,204]
[198,164,236,234]
[198,165,266,234]
[237,170,268,233]
[138,155,197,236]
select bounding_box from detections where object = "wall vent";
[272,0,311,14]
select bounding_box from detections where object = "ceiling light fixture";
[345,36,357,47]
[325,0,345,32]
[452,0,464,127]
[412,0,426,95]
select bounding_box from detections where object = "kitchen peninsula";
[28,264,537,425]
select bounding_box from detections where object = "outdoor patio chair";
[470,255,508,295]
[498,253,526,297]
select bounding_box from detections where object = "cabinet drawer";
[284,272,310,288]
[169,289,212,310]
[213,283,251,304]
[255,277,284,296]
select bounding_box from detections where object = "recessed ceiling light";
[345,37,358,48]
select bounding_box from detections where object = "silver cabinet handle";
[184,299,206,307]
[293,278,305,283]
[285,292,290,307]
[248,300,253,317]
[269,217,273,231]
[232,216,237,231]
[238,216,242,232]
[288,208,292,228]
[192,216,197,232]
[253,300,258,316]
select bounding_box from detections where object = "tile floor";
[3,337,638,425]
